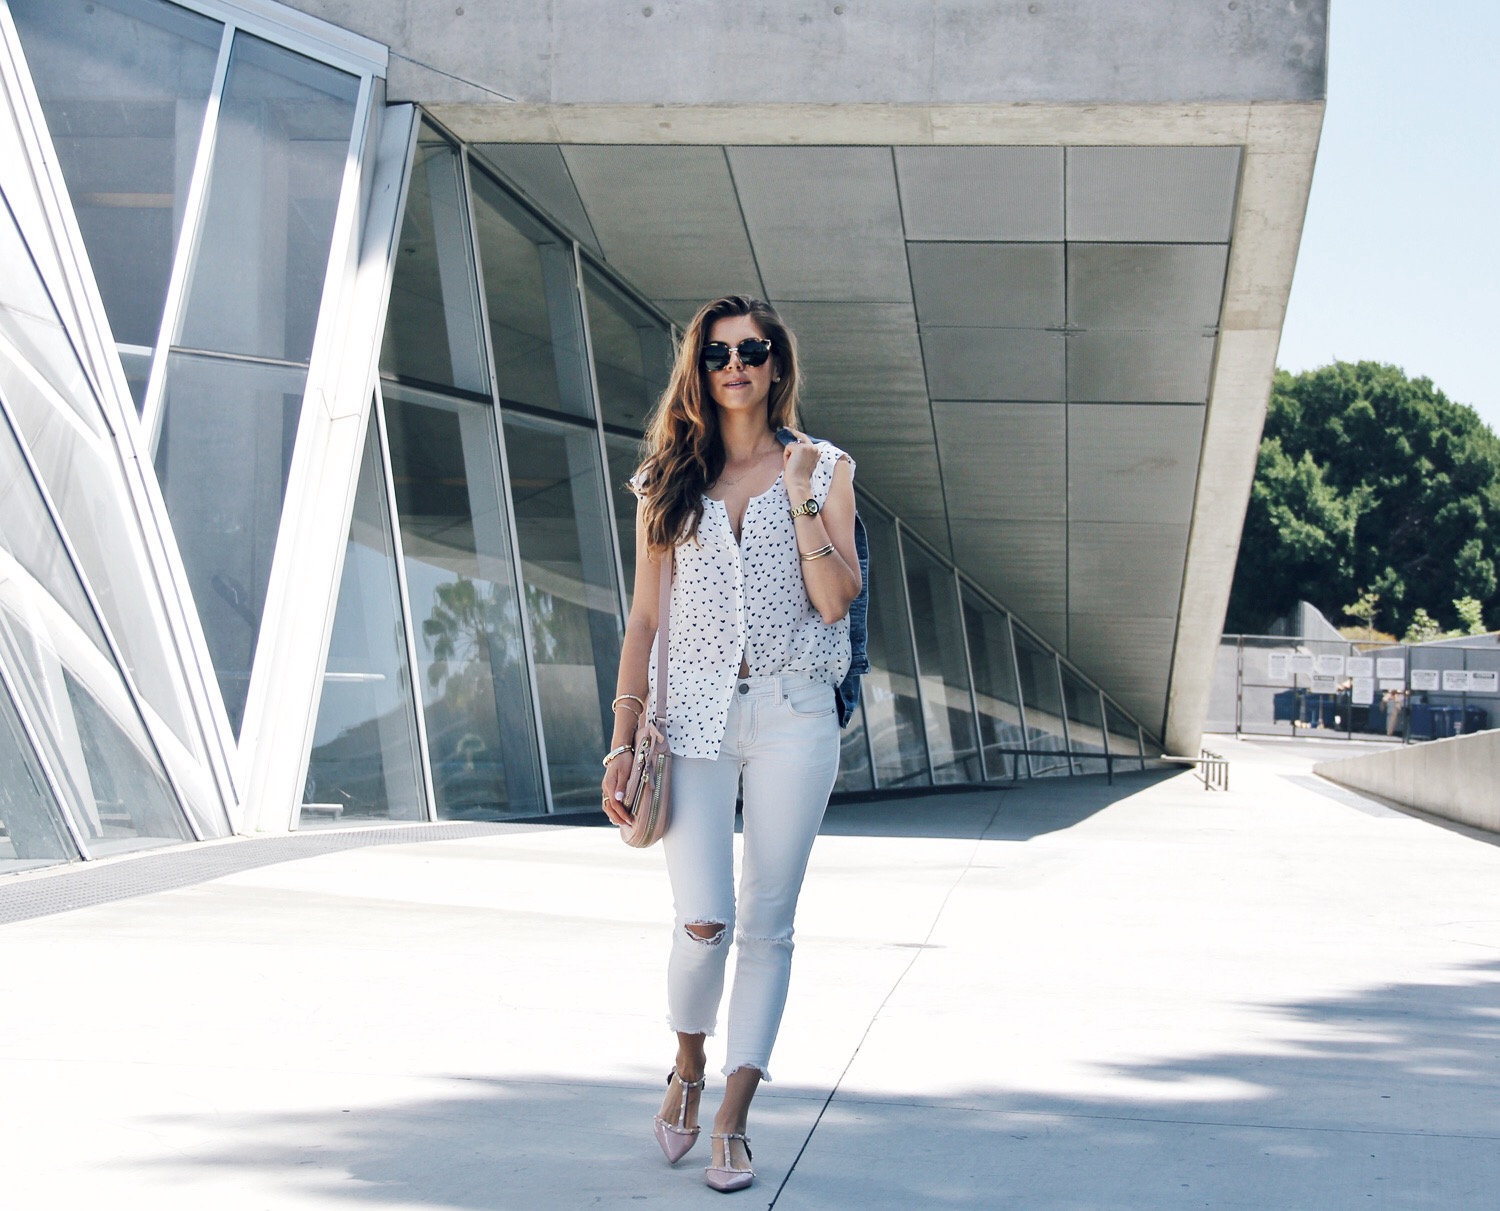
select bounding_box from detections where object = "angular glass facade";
[9,0,223,407]
[0,0,1164,869]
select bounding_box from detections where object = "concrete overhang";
[287,0,1328,750]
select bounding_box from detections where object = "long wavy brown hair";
[634,295,802,552]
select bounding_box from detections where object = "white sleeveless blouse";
[645,441,853,759]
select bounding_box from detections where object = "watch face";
[803,499,819,515]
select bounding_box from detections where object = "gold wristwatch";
[789,497,820,519]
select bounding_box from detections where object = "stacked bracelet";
[611,693,646,719]
[799,543,836,562]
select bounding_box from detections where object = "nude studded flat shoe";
[705,1132,754,1193]
[653,1069,705,1163]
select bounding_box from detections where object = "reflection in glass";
[155,352,304,734]
[584,267,671,430]
[4,348,187,736]
[0,193,103,433]
[1105,700,1144,773]
[0,675,77,871]
[962,590,1026,780]
[384,384,544,817]
[9,0,222,373]
[861,509,928,788]
[472,167,592,419]
[904,544,980,783]
[0,413,189,853]
[1060,665,1108,775]
[834,698,875,793]
[503,413,623,809]
[380,129,488,394]
[1013,628,1069,776]
[301,408,425,827]
[606,434,643,607]
[175,33,358,363]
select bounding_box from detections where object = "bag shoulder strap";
[653,550,672,723]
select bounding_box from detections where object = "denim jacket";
[804,433,869,728]
[836,510,870,728]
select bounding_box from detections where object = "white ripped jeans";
[662,671,841,1082]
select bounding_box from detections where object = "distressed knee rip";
[684,920,727,946]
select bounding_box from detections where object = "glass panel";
[962,590,1026,780]
[9,0,222,362]
[1060,666,1108,776]
[3,347,192,740]
[583,266,671,430]
[379,128,488,394]
[904,544,980,783]
[301,407,426,827]
[471,167,592,419]
[175,33,358,363]
[1105,700,1145,773]
[0,413,189,854]
[155,352,304,734]
[861,508,928,788]
[0,192,102,433]
[1013,627,1069,776]
[503,412,623,810]
[0,675,77,871]
[834,697,875,794]
[0,181,224,834]
[384,383,544,817]
[605,434,642,608]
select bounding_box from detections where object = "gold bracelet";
[602,744,632,768]
[799,543,836,562]
[611,694,645,718]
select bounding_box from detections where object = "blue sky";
[1277,0,1500,433]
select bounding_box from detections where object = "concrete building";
[0,0,1326,868]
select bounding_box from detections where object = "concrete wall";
[1314,732,1500,834]
[286,1,1328,109]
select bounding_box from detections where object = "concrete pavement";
[3,735,1499,1209]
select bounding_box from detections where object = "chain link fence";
[1207,635,1500,742]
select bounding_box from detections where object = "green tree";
[1342,588,1381,639]
[1228,362,1500,637]
[1454,595,1487,636]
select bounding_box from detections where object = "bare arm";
[601,501,662,823]
[784,436,861,624]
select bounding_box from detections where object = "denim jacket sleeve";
[804,434,869,729]
[835,509,870,728]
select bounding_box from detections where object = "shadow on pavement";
[820,769,1180,842]
[131,954,1500,1208]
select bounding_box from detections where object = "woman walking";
[601,295,860,1193]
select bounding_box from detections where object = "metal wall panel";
[561,145,763,300]
[951,521,1067,620]
[1068,331,1216,403]
[895,147,1063,241]
[908,242,1064,328]
[922,327,1064,401]
[1067,522,1189,617]
[1067,243,1228,329]
[774,301,930,440]
[728,147,909,302]
[1066,147,1241,242]
[1067,403,1205,524]
[935,401,1065,521]
[1066,613,1176,732]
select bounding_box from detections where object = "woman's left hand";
[780,428,819,489]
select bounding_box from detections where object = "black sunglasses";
[700,338,772,372]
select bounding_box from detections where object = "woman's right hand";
[602,746,635,827]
